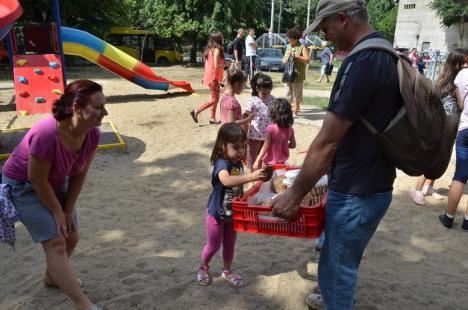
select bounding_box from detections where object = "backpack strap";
[348,38,397,58]
[349,38,403,133]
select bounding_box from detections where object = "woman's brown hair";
[52,79,102,121]
[436,48,466,96]
[203,31,224,60]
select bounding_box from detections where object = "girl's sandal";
[221,270,244,287]
[197,265,210,286]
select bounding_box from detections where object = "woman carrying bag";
[282,27,310,117]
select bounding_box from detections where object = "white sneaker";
[422,186,444,200]
[410,190,426,205]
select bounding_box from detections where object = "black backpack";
[348,38,459,179]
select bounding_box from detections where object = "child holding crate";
[196,123,269,287]
[253,98,296,170]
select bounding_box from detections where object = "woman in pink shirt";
[190,32,229,124]
[2,80,107,310]
[254,98,296,169]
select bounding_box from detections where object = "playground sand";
[0,65,467,309]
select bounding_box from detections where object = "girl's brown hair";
[210,123,247,165]
[436,48,466,96]
[52,79,102,121]
[204,31,224,60]
[226,69,247,87]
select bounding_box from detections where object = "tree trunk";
[189,33,199,64]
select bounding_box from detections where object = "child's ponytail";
[250,73,273,97]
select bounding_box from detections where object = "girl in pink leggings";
[197,123,268,287]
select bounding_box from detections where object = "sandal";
[190,110,198,123]
[221,270,243,287]
[44,278,83,288]
[196,264,210,286]
[305,293,323,309]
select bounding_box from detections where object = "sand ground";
[0,65,467,310]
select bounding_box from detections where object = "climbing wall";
[12,54,64,115]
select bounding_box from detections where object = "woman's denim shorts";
[2,174,78,243]
[454,128,468,184]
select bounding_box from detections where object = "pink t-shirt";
[202,49,224,87]
[2,116,100,189]
[262,124,294,165]
[220,93,242,124]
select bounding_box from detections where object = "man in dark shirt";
[272,0,403,309]
[230,28,245,71]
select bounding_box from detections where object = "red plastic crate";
[232,166,325,239]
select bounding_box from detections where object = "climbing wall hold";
[52,89,62,95]
[16,59,28,66]
[17,76,28,84]
[48,75,59,82]
[19,110,29,116]
[19,91,29,98]
[49,62,59,69]
[34,68,43,74]
[35,97,46,103]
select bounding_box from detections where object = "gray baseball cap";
[303,0,366,35]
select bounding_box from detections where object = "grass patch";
[303,96,330,110]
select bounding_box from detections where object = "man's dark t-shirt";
[232,37,244,60]
[327,32,404,194]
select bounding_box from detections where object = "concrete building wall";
[394,0,467,52]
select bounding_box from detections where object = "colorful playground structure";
[1,0,193,116]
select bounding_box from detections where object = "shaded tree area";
[16,0,132,36]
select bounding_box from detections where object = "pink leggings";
[201,212,237,264]
[195,80,220,120]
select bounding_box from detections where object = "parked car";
[256,48,285,71]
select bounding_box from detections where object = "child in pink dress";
[220,69,253,129]
[254,98,296,169]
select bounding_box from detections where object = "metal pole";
[306,0,311,39]
[53,0,67,87]
[270,0,275,33]
[277,0,282,34]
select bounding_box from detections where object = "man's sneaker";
[305,293,323,309]
[410,190,426,205]
[438,213,454,229]
[462,218,468,231]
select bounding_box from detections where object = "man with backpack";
[229,28,245,71]
[271,0,404,308]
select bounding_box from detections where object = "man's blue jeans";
[318,189,392,310]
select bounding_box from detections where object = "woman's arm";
[254,133,271,170]
[289,131,296,149]
[218,168,266,188]
[295,46,310,64]
[456,88,464,111]
[28,155,68,237]
[63,150,96,215]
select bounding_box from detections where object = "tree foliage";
[430,0,467,47]
[366,0,398,42]
[16,0,132,36]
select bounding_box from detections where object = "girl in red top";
[191,32,229,124]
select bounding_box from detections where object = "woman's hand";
[53,211,69,238]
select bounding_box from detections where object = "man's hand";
[271,187,303,220]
